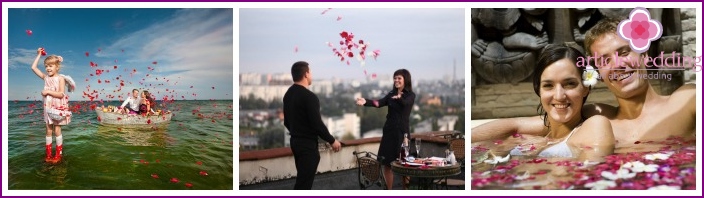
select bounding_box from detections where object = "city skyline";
[239,8,465,81]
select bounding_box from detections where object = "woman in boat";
[140,90,157,116]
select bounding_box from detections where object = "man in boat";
[120,89,141,115]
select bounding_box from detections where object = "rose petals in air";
[152,61,157,65]
[340,31,349,38]
[85,52,90,57]
[321,8,332,15]
[294,46,298,53]
[337,16,342,21]
[26,29,32,36]
[372,50,381,60]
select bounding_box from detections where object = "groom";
[581,18,695,152]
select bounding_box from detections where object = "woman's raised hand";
[355,98,366,106]
[391,92,403,99]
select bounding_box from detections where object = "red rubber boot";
[53,145,63,163]
[45,144,52,162]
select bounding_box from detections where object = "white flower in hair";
[582,65,598,87]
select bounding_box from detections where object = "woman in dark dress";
[356,69,415,190]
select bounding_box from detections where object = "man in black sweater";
[283,61,342,190]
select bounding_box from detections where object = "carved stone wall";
[471,8,692,119]
[681,8,697,83]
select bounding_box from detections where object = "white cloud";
[99,8,233,84]
[8,48,39,69]
[9,48,76,71]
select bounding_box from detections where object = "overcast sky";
[239,8,465,81]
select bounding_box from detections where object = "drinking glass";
[415,138,421,158]
[403,144,410,160]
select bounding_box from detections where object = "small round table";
[390,161,461,190]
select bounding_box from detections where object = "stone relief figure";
[471,8,549,85]
[572,8,597,43]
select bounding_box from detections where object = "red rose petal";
[26,29,32,36]
[85,52,90,57]
[320,8,332,15]
[185,183,193,188]
[199,171,208,176]
[151,174,159,179]
[196,161,203,165]
[170,178,179,183]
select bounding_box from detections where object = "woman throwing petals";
[356,69,415,189]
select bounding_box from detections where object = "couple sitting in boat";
[119,89,159,116]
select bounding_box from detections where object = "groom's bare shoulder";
[670,84,695,100]
[582,103,618,119]
[668,83,695,113]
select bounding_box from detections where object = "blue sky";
[8,8,233,101]
[239,8,465,81]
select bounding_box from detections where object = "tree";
[259,126,285,149]
[454,110,465,133]
[431,117,439,131]
[359,107,386,135]
[342,132,356,141]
